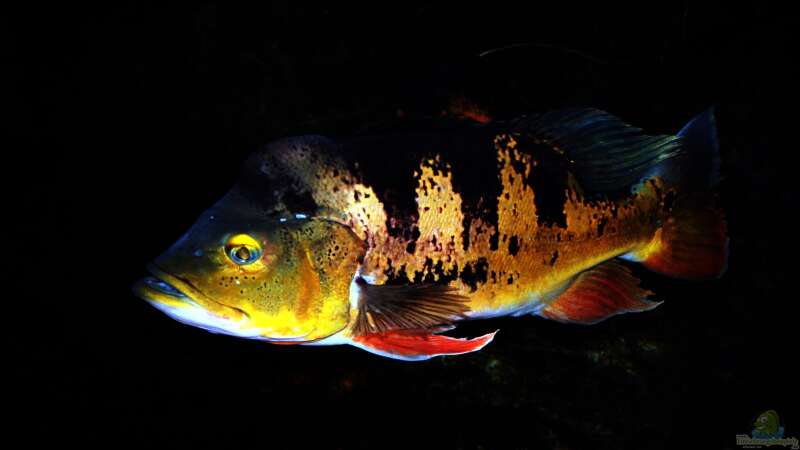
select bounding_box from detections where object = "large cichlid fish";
[133,108,728,360]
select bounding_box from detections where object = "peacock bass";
[133,108,728,360]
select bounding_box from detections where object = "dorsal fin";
[512,108,683,195]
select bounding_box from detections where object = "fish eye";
[230,245,259,264]
[225,234,262,265]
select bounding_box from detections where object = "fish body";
[134,108,727,360]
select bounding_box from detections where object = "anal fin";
[539,261,660,325]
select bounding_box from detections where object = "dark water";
[10,2,795,448]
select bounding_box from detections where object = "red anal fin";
[540,261,660,325]
[350,329,497,361]
[642,205,729,280]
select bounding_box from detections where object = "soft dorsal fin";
[513,108,683,195]
[353,278,469,335]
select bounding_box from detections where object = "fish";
[753,410,784,439]
[133,108,728,361]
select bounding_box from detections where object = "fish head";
[133,188,365,343]
[754,410,779,433]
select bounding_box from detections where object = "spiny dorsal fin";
[353,278,469,335]
[513,109,683,195]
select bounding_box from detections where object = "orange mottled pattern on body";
[259,132,673,319]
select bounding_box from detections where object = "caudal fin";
[632,109,729,279]
[638,197,729,279]
[660,107,722,189]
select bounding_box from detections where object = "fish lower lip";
[143,276,187,298]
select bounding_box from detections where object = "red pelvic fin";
[351,329,497,361]
[641,203,728,280]
[540,261,660,325]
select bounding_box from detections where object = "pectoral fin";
[350,329,497,361]
[353,278,470,335]
[539,261,660,324]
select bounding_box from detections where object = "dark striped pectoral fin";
[353,278,470,335]
[538,261,661,325]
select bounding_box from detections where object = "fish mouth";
[133,264,310,342]
[147,264,210,300]
[132,264,258,337]
[132,263,217,311]
[141,276,188,298]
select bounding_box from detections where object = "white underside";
[618,251,643,262]
[464,297,549,319]
[147,298,267,339]
[147,299,307,342]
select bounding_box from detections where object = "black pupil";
[235,246,251,261]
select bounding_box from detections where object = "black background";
[10,2,796,448]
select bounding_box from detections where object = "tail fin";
[662,107,721,189]
[678,108,721,184]
[633,109,729,279]
[637,197,729,279]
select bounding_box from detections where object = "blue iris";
[229,245,260,265]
